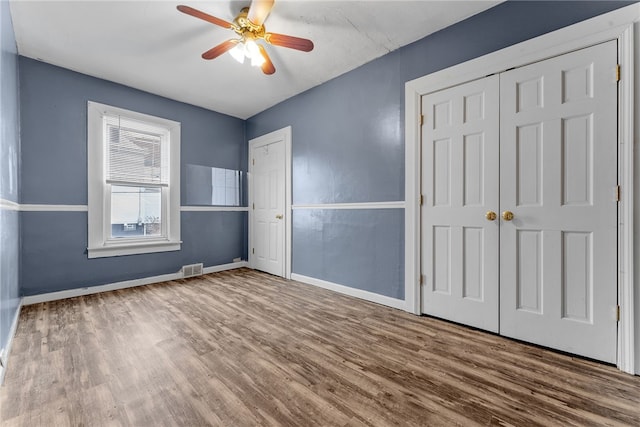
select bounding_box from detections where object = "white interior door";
[421,75,500,332]
[499,41,618,363]
[251,139,285,277]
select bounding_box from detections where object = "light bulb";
[251,53,265,67]
[229,43,245,64]
[245,40,265,67]
[245,40,259,56]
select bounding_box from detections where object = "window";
[87,101,181,258]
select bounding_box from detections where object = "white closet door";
[499,41,618,363]
[252,140,285,277]
[421,75,500,332]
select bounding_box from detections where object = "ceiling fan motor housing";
[234,7,265,42]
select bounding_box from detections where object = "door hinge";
[252,248,255,255]
[420,195,424,206]
[615,185,621,202]
[616,64,621,82]
[420,274,425,285]
[419,114,424,126]
[252,203,255,210]
[616,305,620,322]
[252,158,255,166]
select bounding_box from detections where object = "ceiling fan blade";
[177,5,233,29]
[247,0,274,26]
[258,45,275,75]
[202,39,239,60]
[264,33,314,52]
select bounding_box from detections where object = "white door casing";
[421,75,500,333]
[248,127,292,279]
[499,41,618,363]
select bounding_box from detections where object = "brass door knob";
[486,211,497,221]
[502,211,514,221]
[275,214,283,219]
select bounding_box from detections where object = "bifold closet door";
[499,41,618,363]
[421,75,500,333]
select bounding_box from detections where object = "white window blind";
[104,115,170,187]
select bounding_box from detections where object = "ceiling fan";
[177,0,314,75]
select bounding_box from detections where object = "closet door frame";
[404,4,637,374]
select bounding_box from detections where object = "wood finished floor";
[1,268,639,426]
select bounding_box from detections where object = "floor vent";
[182,263,204,278]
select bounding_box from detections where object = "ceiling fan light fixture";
[245,40,265,67]
[229,43,246,64]
[228,39,265,67]
[251,52,266,67]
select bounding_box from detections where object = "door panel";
[420,41,618,363]
[516,230,543,313]
[499,41,618,363]
[421,75,500,333]
[463,227,484,300]
[252,140,285,276]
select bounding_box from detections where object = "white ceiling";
[9,1,501,119]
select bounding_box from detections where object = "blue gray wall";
[246,1,634,300]
[0,0,21,354]
[8,3,637,308]
[19,58,247,296]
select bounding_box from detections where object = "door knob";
[502,211,514,221]
[485,211,497,221]
[275,214,283,219]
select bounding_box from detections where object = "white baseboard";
[0,298,23,386]
[22,261,248,306]
[203,261,248,274]
[291,273,406,311]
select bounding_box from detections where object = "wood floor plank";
[1,268,639,426]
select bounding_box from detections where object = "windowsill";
[87,240,182,258]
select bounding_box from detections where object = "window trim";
[87,101,181,258]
